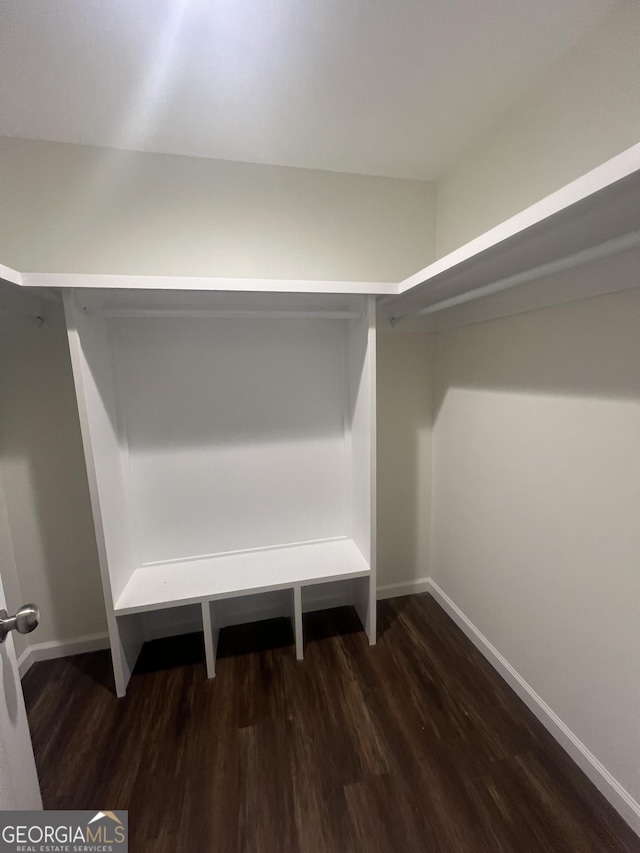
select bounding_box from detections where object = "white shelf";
[114,538,371,615]
[381,143,640,323]
[0,262,22,287]
[6,145,640,322]
[20,273,398,296]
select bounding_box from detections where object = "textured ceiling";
[0,0,617,179]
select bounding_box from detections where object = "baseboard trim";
[17,578,639,836]
[426,578,640,836]
[376,578,430,599]
[18,632,110,678]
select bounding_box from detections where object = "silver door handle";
[0,604,39,643]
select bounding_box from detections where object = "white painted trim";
[115,540,371,616]
[21,273,399,295]
[0,262,22,286]
[16,578,639,837]
[17,632,110,678]
[416,230,640,317]
[6,144,640,329]
[293,587,304,661]
[393,142,640,296]
[382,142,640,322]
[200,601,218,679]
[376,578,430,599]
[426,242,640,334]
[426,579,640,836]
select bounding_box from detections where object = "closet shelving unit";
[60,289,378,696]
[2,142,639,696]
[381,142,640,326]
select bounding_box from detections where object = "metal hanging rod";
[409,230,640,320]
[82,307,362,320]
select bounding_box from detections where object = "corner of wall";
[433,0,640,257]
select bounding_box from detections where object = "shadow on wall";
[105,317,349,447]
[0,305,107,644]
[432,254,640,419]
[429,280,640,805]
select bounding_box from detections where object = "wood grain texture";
[23,594,639,852]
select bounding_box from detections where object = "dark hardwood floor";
[23,594,639,852]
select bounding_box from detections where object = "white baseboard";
[376,578,430,599]
[17,577,638,837]
[426,578,640,836]
[18,632,110,678]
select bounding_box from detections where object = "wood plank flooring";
[22,594,639,852]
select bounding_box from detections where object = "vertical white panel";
[112,614,144,698]
[293,586,304,660]
[347,296,377,642]
[64,292,141,693]
[201,600,219,678]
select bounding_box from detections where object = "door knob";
[0,604,40,643]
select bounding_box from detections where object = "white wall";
[377,328,432,592]
[0,309,107,647]
[0,137,435,281]
[436,0,640,256]
[431,279,640,808]
[430,0,640,822]
[0,139,435,650]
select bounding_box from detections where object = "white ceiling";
[0,0,617,180]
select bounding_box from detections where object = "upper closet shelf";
[0,264,60,326]
[4,144,640,311]
[381,143,640,323]
[19,273,398,296]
